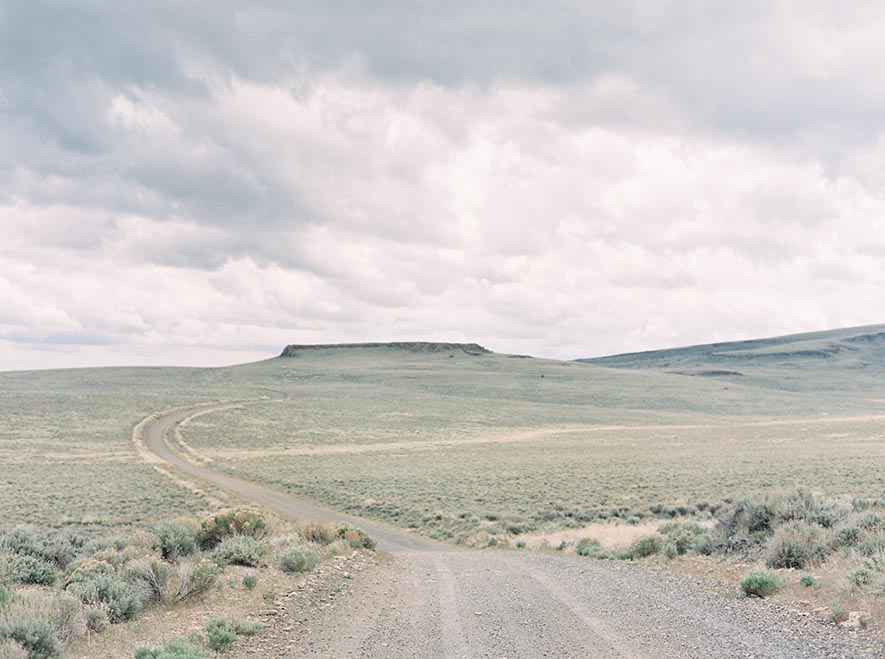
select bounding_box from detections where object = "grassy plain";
[178,326,885,543]
[2,324,884,544]
[0,366,264,532]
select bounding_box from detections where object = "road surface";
[142,403,883,658]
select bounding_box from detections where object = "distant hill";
[280,342,491,357]
[578,324,885,381]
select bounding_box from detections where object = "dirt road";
[142,404,884,658]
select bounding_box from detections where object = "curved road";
[144,404,883,658]
[144,404,434,552]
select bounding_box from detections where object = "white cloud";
[2,4,885,369]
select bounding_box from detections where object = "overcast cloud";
[2,1,884,369]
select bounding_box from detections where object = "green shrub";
[242,574,258,590]
[66,567,140,623]
[134,633,208,659]
[574,538,602,557]
[0,588,10,611]
[849,568,874,587]
[766,538,811,569]
[336,526,375,550]
[799,574,816,587]
[692,533,715,555]
[611,548,636,561]
[659,523,705,556]
[6,556,56,587]
[0,638,28,659]
[858,513,884,531]
[830,601,848,624]
[198,508,268,549]
[173,560,218,602]
[151,521,198,561]
[0,532,41,560]
[740,571,782,598]
[0,602,61,659]
[630,536,662,558]
[204,617,237,652]
[278,549,318,574]
[37,534,84,571]
[730,499,774,536]
[211,536,266,568]
[127,558,172,603]
[836,527,861,547]
[50,593,85,641]
[765,524,827,570]
[83,606,108,633]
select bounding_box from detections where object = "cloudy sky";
[2,1,885,370]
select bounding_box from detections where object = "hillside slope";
[578,324,885,394]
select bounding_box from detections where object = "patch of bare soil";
[228,551,382,658]
[66,550,376,659]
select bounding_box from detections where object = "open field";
[176,327,885,543]
[4,326,885,656]
[3,325,885,543]
[0,367,267,532]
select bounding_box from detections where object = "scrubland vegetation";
[546,490,885,628]
[0,506,374,658]
[2,327,885,641]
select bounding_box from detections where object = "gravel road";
[144,404,885,658]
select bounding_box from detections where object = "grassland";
[0,366,266,533]
[176,328,885,544]
[3,326,885,544]
[3,326,885,652]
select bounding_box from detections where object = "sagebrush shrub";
[198,508,268,549]
[5,555,56,586]
[211,536,266,568]
[83,606,108,633]
[242,573,258,590]
[151,521,199,561]
[278,549,318,574]
[134,633,208,659]
[740,571,781,598]
[66,564,140,623]
[765,524,826,570]
[630,535,662,558]
[766,538,811,569]
[575,538,602,557]
[799,574,816,587]
[0,601,61,659]
[659,523,705,556]
[0,531,41,559]
[830,601,848,624]
[849,568,874,587]
[50,592,85,640]
[204,617,237,652]
[174,560,218,602]
[127,558,172,603]
[836,527,861,547]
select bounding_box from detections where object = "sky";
[2,1,885,370]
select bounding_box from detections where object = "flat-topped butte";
[280,342,490,357]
